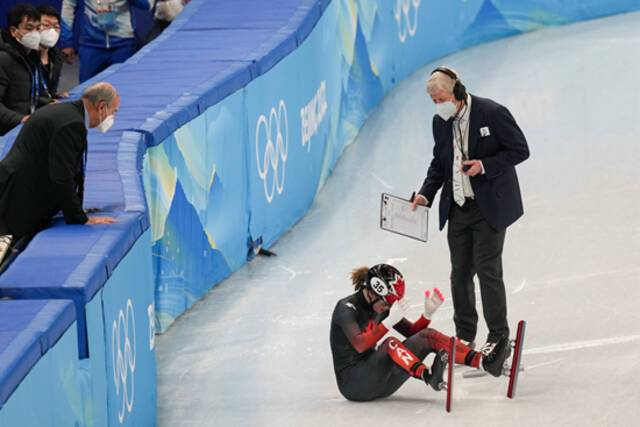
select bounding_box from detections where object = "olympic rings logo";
[255,100,289,203]
[112,299,137,424]
[394,0,421,43]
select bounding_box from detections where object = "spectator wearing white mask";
[0,4,50,135]
[37,5,68,100]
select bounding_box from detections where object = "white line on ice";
[370,172,394,189]
[532,267,640,288]
[524,334,640,356]
[512,279,526,294]
[524,358,564,370]
[277,265,297,280]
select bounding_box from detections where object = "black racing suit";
[330,291,435,401]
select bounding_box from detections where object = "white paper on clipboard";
[380,193,429,242]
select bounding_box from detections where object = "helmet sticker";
[370,277,389,296]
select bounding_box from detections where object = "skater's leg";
[337,340,407,401]
[376,336,432,398]
[404,328,482,368]
[378,329,484,398]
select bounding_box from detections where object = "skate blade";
[462,369,488,379]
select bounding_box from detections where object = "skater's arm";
[343,320,388,353]
[393,288,444,337]
[393,316,431,337]
[336,305,387,353]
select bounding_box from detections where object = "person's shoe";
[422,350,448,391]
[481,335,511,377]
[478,339,498,356]
[0,234,13,264]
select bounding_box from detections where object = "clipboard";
[380,193,429,242]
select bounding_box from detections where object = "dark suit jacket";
[418,95,529,231]
[0,100,88,239]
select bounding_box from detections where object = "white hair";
[82,82,117,107]
[426,67,460,96]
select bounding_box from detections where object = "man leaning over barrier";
[0,82,119,266]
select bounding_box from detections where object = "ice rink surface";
[157,11,640,426]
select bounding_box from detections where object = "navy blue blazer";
[418,95,529,231]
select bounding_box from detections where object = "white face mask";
[435,101,457,121]
[39,28,60,48]
[97,114,115,133]
[18,30,41,50]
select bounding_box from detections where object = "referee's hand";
[410,194,428,211]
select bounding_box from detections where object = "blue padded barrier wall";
[1,0,640,425]
[0,300,81,427]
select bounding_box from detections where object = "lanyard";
[30,65,41,114]
[82,147,88,178]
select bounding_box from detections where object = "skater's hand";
[381,298,406,330]
[423,288,444,319]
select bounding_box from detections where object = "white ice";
[157,12,640,426]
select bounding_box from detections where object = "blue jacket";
[419,95,530,231]
[61,0,154,49]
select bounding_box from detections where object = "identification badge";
[96,10,117,30]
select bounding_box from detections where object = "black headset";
[431,66,467,101]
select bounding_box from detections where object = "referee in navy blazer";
[411,67,529,354]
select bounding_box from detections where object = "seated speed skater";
[329,263,511,402]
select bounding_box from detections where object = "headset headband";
[431,66,459,82]
[431,66,466,102]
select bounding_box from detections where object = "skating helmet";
[366,264,405,305]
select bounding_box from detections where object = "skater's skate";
[481,335,511,377]
[423,349,448,391]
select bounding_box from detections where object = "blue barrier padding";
[136,61,253,146]
[178,0,316,30]
[0,299,75,406]
[0,126,21,158]
[119,131,149,213]
[0,213,146,358]
[0,318,81,426]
